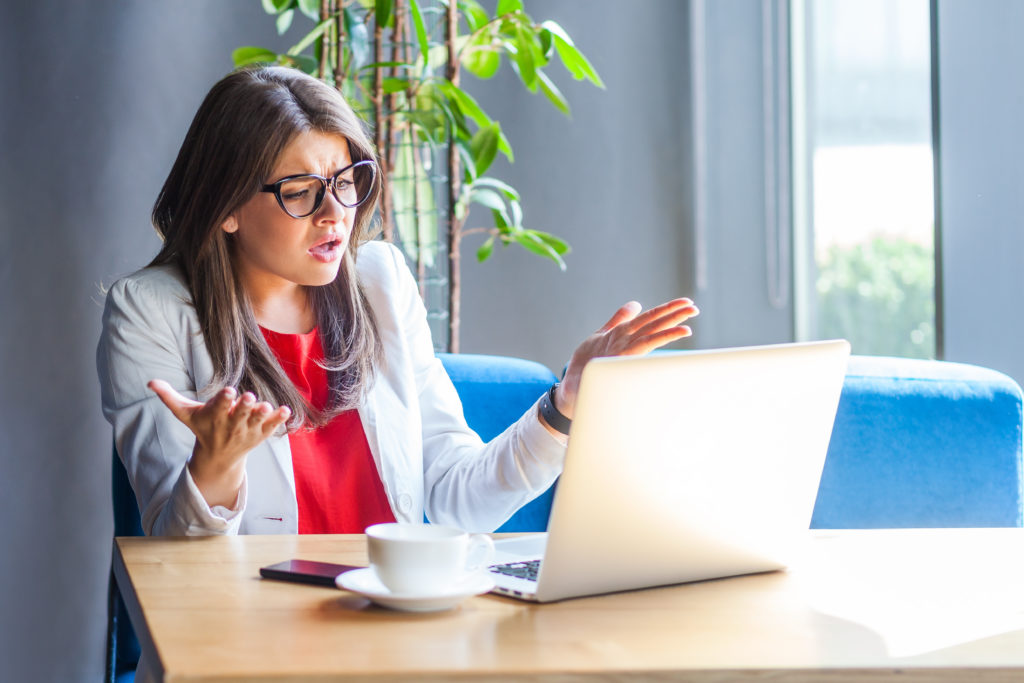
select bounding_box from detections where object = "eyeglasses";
[260,160,377,218]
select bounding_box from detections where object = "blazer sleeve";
[96,269,246,536]
[377,243,567,532]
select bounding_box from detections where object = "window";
[792,0,936,358]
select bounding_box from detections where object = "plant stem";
[372,10,391,241]
[318,0,330,80]
[446,0,462,353]
[333,1,344,88]
[387,1,404,178]
[400,10,426,300]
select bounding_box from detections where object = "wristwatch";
[538,382,572,435]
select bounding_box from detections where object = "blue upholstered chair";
[107,445,143,683]
[811,356,1024,528]
[437,353,560,532]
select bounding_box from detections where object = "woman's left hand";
[554,298,699,419]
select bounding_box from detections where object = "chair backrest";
[811,355,1024,528]
[108,446,143,681]
[436,353,559,532]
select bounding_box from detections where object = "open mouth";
[309,236,343,261]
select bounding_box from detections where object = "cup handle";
[465,533,496,573]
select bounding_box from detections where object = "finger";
[203,386,238,422]
[148,379,204,425]
[632,304,700,339]
[624,298,695,334]
[247,401,274,427]
[261,406,292,437]
[228,392,257,428]
[624,326,693,356]
[597,301,642,333]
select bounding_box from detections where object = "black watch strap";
[539,383,572,435]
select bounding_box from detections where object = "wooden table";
[114,529,1024,682]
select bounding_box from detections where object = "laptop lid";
[530,339,850,602]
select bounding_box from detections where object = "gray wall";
[0,2,698,680]
[460,0,795,369]
[461,1,696,370]
[936,0,1024,386]
[0,3,287,681]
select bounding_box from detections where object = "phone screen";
[259,559,362,588]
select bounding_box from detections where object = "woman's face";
[223,130,357,297]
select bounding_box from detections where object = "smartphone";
[259,559,362,588]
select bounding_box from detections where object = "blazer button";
[397,493,413,514]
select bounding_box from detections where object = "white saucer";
[337,568,495,612]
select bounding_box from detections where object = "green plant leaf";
[457,140,478,182]
[509,199,522,228]
[435,82,512,159]
[232,46,279,67]
[542,20,606,88]
[470,176,520,200]
[476,236,496,263]
[462,41,501,80]
[277,9,295,34]
[376,0,394,28]
[512,27,538,90]
[262,0,292,14]
[469,124,500,177]
[381,77,410,93]
[515,230,567,270]
[401,110,446,146]
[459,0,490,31]
[468,188,506,213]
[491,207,512,230]
[436,82,490,127]
[408,0,431,68]
[539,28,554,58]
[519,20,550,69]
[288,17,333,56]
[531,229,570,255]
[421,86,470,140]
[282,53,319,74]
[344,6,370,70]
[537,69,570,116]
[496,0,523,15]
[297,0,321,20]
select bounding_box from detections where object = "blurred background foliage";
[816,237,935,359]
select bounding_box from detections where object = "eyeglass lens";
[278,163,373,217]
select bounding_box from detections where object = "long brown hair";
[150,66,383,429]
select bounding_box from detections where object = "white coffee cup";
[365,523,495,595]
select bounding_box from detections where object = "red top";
[261,326,396,534]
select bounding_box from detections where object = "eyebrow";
[272,163,355,179]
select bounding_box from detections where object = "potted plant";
[234,0,604,351]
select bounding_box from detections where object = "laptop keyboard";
[489,560,541,582]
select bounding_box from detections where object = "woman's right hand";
[148,379,291,509]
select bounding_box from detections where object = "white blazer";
[97,240,566,536]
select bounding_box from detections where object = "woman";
[97,66,699,537]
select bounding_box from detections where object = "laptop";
[488,339,850,602]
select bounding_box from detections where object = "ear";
[221,214,239,234]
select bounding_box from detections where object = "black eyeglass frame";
[259,159,378,218]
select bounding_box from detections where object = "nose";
[313,186,351,224]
